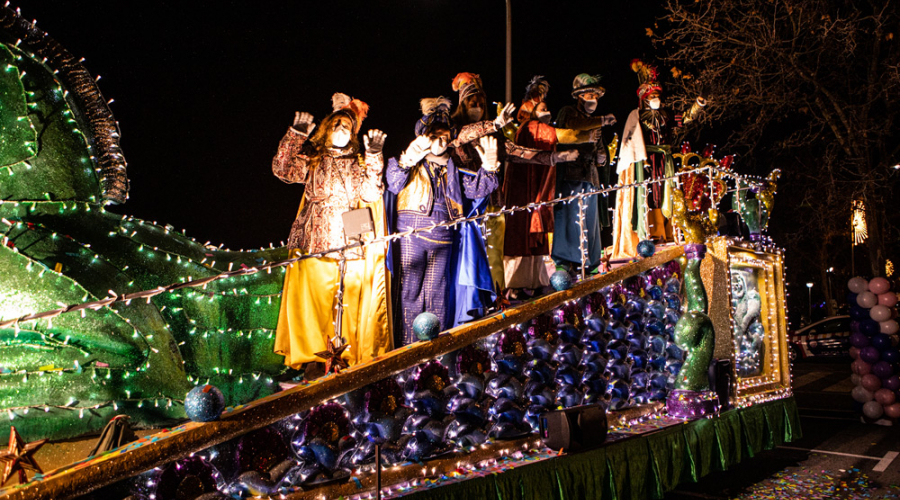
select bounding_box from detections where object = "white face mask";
[332,129,351,148]
[430,137,449,156]
[582,99,597,114]
[537,110,552,124]
[467,107,483,121]
[648,98,661,110]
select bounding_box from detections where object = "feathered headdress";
[631,59,662,101]
[452,72,485,102]
[415,96,452,136]
[330,92,369,133]
[571,73,605,98]
[523,75,550,102]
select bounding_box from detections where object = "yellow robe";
[274,200,392,368]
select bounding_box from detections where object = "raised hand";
[552,150,580,163]
[601,114,617,127]
[493,102,517,129]
[292,111,316,135]
[364,129,387,155]
[399,135,431,166]
[475,136,500,172]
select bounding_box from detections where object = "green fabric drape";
[402,397,801,500]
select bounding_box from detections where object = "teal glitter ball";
[550,271,572,291]
[185,384,225,422]
[413,312,441,341]
[637,240,656,258]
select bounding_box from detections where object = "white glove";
[292,111,315,136]
[552,150,580,163]
[475,136,500,172]
[364,129,387,155]
[399,135,431,167]
[601,114,617,127]
[493,102,517,129]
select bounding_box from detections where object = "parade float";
[0,5,799,500]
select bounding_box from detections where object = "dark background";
[16,1,663,250]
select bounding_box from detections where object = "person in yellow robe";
[272,93,392,371]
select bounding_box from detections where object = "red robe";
[503,120,558,257]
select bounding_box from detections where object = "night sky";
[19,1,663,250]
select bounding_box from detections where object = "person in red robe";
[503,77,595,295]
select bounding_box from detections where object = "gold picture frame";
[724,243,791,404]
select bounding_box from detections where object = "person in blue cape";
[386,97,500,346]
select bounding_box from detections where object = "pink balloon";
[862,373,883,392]
[878,292,899,308]
[863,400,885,419]
[849,277,869,294]
[851,373,862,385]
[853,359,872,375]
[880,320,900,335]
[885,403,900,419]
[858,291,878,309]
[869,277,891,295]
[850,346,861,359]
[876,388,897,406]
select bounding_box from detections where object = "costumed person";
[614,59,706,259]
[552,73,617,274]
[444,72,575,322]
[272,93,392,373]
[386,97,500,346]
[503,76,596,294]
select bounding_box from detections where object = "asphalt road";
[666,357,900,499]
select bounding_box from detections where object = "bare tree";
[652,0,900,287]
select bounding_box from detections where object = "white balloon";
[871,305,892,322]
[858,291,878,308]
[880,320,899,335]
[852,384,874,403]
[848,277,869,294]
[863,400,885,419]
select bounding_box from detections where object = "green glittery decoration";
[732,180,768,236]
[0,44,37,168]
[673,252,715,392]
[0,43,287,441]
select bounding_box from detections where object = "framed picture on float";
[722,243,791,405]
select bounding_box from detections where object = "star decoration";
[0,426,47,485]
[314,336,350,374]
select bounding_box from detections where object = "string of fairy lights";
[0,165,769,332]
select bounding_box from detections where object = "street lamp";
[806,282,814,320]
[504,0,512,104]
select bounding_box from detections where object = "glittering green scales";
[673,253,715,392]
[0,42,287,440]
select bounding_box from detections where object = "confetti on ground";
[733,466,900,500]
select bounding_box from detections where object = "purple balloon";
[851,332,871,348]
[882,348,900,364]
[872,334,892,350]
[883,376,900,391]
[861,320,881,336]
[850,306,869,321]
[860,346,881,364]
[873,361,895,379]
[851,321,861,334]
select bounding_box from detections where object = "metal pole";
[375,443,382,500]
[505,0,512,104]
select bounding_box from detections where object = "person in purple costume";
[386,97,500,346]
